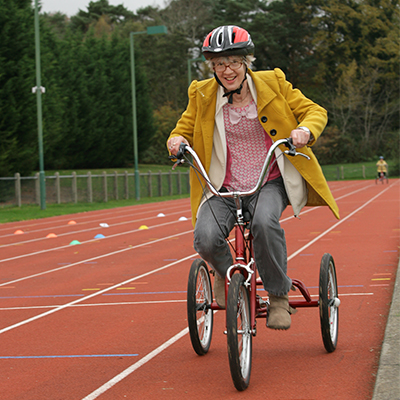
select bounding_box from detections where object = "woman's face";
[212,56,246,92]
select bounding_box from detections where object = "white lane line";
[0,209,191,247]
[0,292,374,311]
[0,229,193,287]
[0,218,192,264]
[0,252,197,335]
[1,181,395,397]
[0,200,190,235]
[81,327,189,400]
[79,288,375,400]
[0,300,187,310]
[1,180,384,249]
[288,184,393,261]
[79,185,395,399]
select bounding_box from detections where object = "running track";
[0,179,399,399]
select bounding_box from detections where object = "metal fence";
[0,164,388,207]
[0,170,190,207]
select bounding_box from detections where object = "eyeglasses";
[213,59,244,73]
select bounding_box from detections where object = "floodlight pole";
[187,57,205,87]
[130,25,167,200]
[34,0,46,210]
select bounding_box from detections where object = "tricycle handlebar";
[172,138,309,198]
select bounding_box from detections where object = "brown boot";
[213,273,225,309]
[267,294,296,330]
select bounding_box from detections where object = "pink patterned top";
[222,100,281,192]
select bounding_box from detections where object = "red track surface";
[0,179,399,399]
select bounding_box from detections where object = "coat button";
[261,116,268,123]
[270,129,277,136]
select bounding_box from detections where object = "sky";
[38,0,167,16]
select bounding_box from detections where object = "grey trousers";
[193,177,292,296]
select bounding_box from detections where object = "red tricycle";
[173,138,340,391]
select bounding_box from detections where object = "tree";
[70,0,134,34]
[312,0,400,161]
[0,0,37,176]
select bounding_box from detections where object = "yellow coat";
[169,68,340,226]
[376,160,388,173]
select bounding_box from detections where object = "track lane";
[0,180,398,399]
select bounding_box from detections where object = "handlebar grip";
[284,137,296,156]
[176,142,188,159]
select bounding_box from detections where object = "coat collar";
[196,69,277,112]
[247,69,277,111]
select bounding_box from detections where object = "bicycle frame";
[177,138,318,334]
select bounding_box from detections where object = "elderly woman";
[167,25,339,330]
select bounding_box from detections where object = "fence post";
[103,171,108,202]
[114,171,118,201]
[148,171,152,198]
[362,165,366,179]
[134,173,138,200]
[72,172,78,203]
[124,171,129,199]
[87,172,93,203]
[35,172,40,204]
[186,170,190,193]
[169,171,173,196]
[341,166,344,179]
[177,170,181,194]
[55,172,61,204]
[158,171,162,197]
[15,173,21,207]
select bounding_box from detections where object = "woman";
[167,25,339,330]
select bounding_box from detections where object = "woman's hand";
[167,136,188,156]
[290,128,311,148]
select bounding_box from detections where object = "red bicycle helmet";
[202,25,255,59]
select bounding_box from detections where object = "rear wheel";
[226,273,252,391]
[319,253,339,352]
[187,259,213,355]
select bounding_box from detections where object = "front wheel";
[187,259,213,355]
[319,253,339,352]
[226,273,252,391]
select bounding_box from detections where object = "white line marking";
[0,209,191,246]
[79,185,395,399]
[0,219,191,265]
[0,293,373,311]
[81,327,189,400]
[0,300,187,310]
[288,185,393,260]
[0,229,193,287]
[0,201,190,235]
[0,251,196,335]
[1,182,396,398]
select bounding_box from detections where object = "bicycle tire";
[187,259,213,355]
[319,253,339,353]
[226,273,252,391]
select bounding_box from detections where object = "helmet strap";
[214,68,248,104]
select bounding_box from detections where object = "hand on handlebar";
[169,142,190,169]
[168,136,188,156]
[290,128,311,148]
[284,138,310,159]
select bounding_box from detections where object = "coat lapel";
[248,70,277,113]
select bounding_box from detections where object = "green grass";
[0,194,189,224]
[321,160,397,181]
